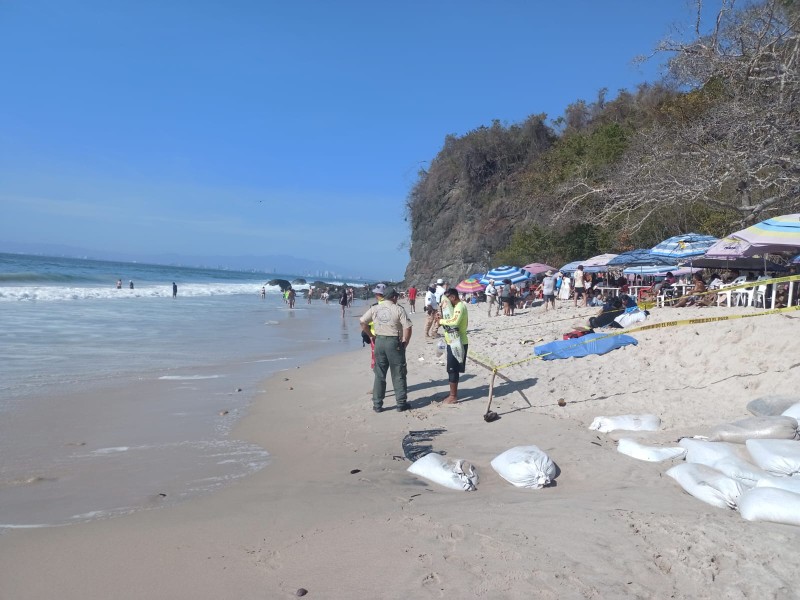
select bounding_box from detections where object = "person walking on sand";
[541,270,556,311]
[573,266,587,307]
[287,287,296,308]
[407,285,417,313]
[484,279,498,316]
[424,285,439,337]
[360,284,412,413]
[172,282,177,298]
[439,288,468,404]
[339,287,348,317]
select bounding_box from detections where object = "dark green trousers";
[372,336,408,409]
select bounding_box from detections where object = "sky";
[0,0,720,280]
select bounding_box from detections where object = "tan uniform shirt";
[360,302,412,337]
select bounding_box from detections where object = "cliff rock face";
[402,118,555,288]
[403,185,520,288]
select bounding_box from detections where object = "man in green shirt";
[439,288,468,404]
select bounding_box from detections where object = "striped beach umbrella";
[726,214,800,254]
[479,265,530,285]
[607,249,674,267]
[455,278,486,293]
[650,233,718,259]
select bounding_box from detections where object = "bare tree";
[557,0,800,232]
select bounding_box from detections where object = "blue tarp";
[534,333,638,361]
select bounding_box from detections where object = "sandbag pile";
[599,401,800,527]
[406,446,558,491]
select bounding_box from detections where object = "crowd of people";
[348,263,799,415]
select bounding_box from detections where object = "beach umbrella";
[558,260,582,274]
[707,214,800,257]
[650,233,719,259]
[559,256,616,274]
[521,262,556,276]
[455,278,486,293]
[691,256,788,272]
[582,253,619,271]
[479,265,530,285]
[622,265,695,276]
[607,249,674,267]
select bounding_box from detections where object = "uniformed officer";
[360,284,413,413]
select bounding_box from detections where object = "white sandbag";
[679,438,749,465]
[756,476,800,495]
[666,463,744,510]
[739,487,800,526]
[407,453,478,491]
[708,416,799,443]
[710,457,769,489]
[614,311,646,328]
[746,439,800,476]
[617,438,686,462]
[781,403,800,420]
[490,445,556,489]
[588,414,661,433]
[747,395,800,417]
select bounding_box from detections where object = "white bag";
[710,457,769,488]
[407,453,478,491]
[756,476,800,495]
[589,414,661,433]
[708,416,799,443]
[747,395,800,417]
[666,463,744,510]
[746,439,800,476]
[447,332,464,363]
[614,311,646,328]
[781,403,800,420]
[739,487,800,526]
[490,445,556,489]
[616,438,686,462]
[679,438,749,465]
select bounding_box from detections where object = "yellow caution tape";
[469,303,800,372]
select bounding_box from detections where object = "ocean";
[0,253,369,528]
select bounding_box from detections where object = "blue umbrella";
[479,265,531,285]
[607,249,675,267]
[559,260,608,274]
[650,233,718,259]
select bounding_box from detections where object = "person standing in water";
[129,280,134,290]
[172,282,177,298]
[339,287,349,317]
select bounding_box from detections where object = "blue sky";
[0,1,718,279]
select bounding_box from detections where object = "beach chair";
[716,276,748,307]
[732,276,769,307]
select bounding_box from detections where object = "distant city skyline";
[0,1,725,280]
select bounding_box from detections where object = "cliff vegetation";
[405,0,800,286]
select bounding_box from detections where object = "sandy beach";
[2,300,800,599]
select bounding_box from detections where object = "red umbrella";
[522,262,556,276]
[455,278,486,293]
